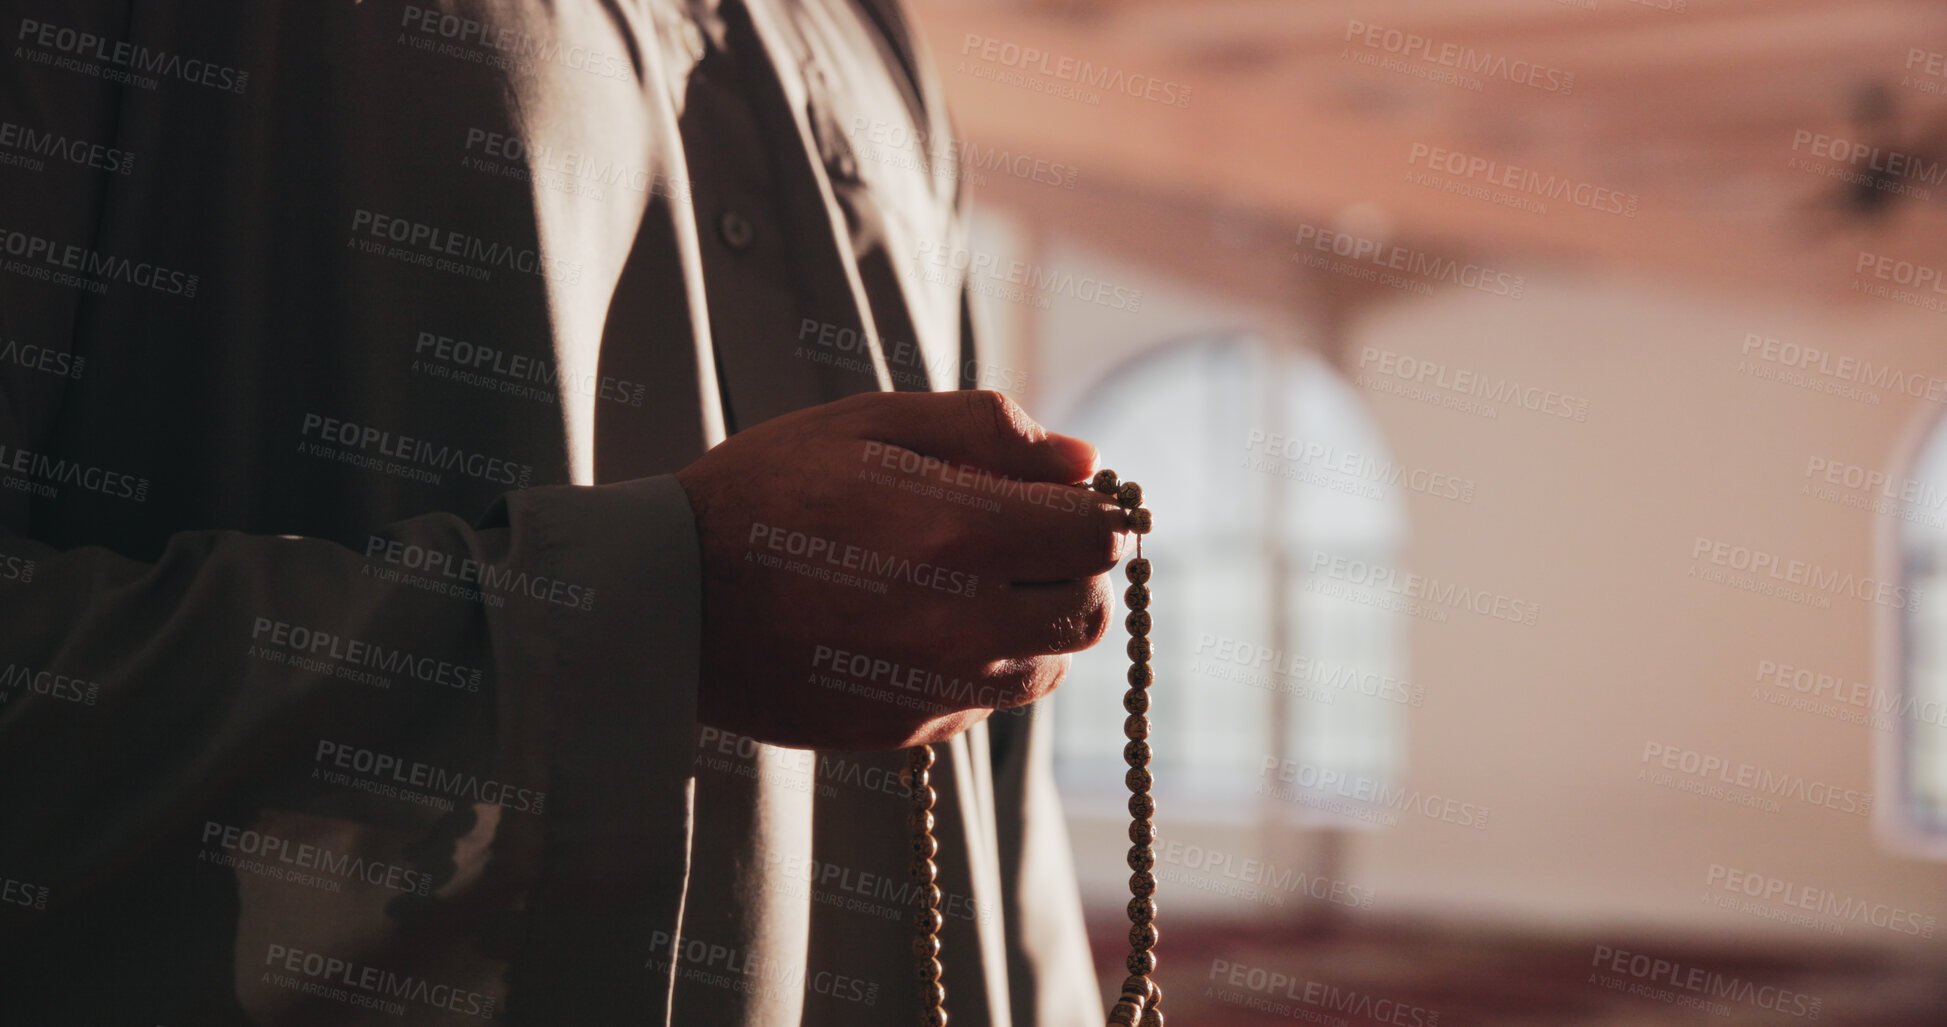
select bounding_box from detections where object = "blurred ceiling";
[907,0,1947,307]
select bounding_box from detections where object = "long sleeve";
[0,0,1090,1021]
[0,372,707,1020]
[0,3,725,1012]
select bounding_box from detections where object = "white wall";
[1036,238,1947,946]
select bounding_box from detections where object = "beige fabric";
[0,0,1098,1022]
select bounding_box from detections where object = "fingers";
[902,707,996,748]
[915,575,1109,677]
[838,390,1096,484]
[858,440,1129,582]
[982,655,1070,711]
[985,488,1129,583]
[988,577,1115,659]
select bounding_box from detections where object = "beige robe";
[0,0,1098,1021]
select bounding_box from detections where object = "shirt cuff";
[499,474,701,1019]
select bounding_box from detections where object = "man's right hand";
[673,390,1131,751]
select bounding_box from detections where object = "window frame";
[1876,403,1947,858]
[1047,333,1412,834]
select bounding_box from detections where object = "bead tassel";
[905,744,947,1025]
[910,469,1159,1026]
[1097,470,1162,1025]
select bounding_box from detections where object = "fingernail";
[1045,432,1098,474]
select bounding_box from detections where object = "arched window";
[1053,336,1409,827]
[1898,419,1947,834]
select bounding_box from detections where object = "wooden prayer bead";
[915,465,1162,1027]
[1113,975,1151,1026]
[1139,987,1165,1027]
[909,738,947,1025]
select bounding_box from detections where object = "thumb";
[847,390,1097,483]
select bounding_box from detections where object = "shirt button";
[718,210,754,250]
[680,20,707,63]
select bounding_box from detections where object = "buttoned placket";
[667,0,894,433]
